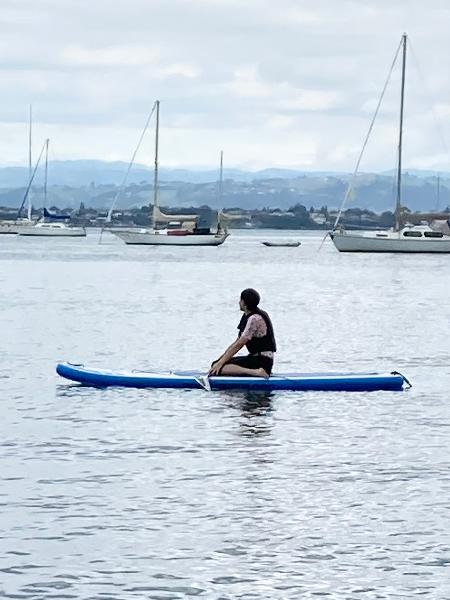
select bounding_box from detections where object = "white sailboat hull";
[0,223,19,235]
[0,220,35,235]
[112,229,229,246]
[331,229,450,253]
[17,225,86,237]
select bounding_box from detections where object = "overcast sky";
[1,0,450,170]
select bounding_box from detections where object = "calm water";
[1,230,449,599]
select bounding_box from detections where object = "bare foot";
[255,368,270,379]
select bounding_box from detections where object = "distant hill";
[0,160,351,187]
[1,159,449,187]
[0,160,448,212]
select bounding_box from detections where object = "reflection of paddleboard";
[56,362,407,391]
[262,241,301,247]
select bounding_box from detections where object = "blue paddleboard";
[56,362,408,391]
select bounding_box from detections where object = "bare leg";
[219,364,269,379]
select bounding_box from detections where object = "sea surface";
[0,229,449,599]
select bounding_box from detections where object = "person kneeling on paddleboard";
[209,288,276,378]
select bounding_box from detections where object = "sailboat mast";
[436,174,440,211]
[219,150,224,203]
[152,100,160,226]
[395,33,407,231]
[27,105,33,221]
[44,139,49,215]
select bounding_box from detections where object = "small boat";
[330,224,450,253]
[1,107,35,234]
[0,219,34,235]
[114,228,228,246]
[111,101,229,247]
[56,362,408,392]
[331,34,450,253]
[16,140,86,238]
[18,221,86,237]
[0,222,17,235]
[262,241,301,247]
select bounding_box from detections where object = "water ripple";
[1,232,450,598]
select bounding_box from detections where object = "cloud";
[226,66,272,98]
[278,91,341,112]
[61,45,160,68]
[0,0,449,170]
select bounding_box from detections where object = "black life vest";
[238,308,277,355]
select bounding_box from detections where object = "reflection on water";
[219,390,274,437]
[1,231,450,599]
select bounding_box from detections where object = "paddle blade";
[196,375,211,391]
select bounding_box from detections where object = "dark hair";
[240,288,260,310]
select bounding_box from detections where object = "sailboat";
[112,101,229,246]
[0,106,36,234]
[330,34,450,253]
[18,139,86,238]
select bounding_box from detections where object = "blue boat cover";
[44,208,70,220]
[56,362,407,392]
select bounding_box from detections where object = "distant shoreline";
[2,203,448,231]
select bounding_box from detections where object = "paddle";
[195,375,211,391]
[132,368,212,390]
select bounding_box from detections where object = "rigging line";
[44,139,49,211]
[332,37,403,231]
[99,102,157,242]
[408,40,450,163]
[16,139,47,221]
[107,101,156,221]
[216,150,224,226]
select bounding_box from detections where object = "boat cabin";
[36,222,68,229]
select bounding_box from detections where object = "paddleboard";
[56,362,408,391]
